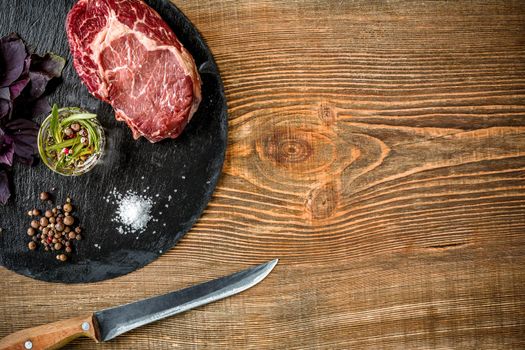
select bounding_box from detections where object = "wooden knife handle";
[0,314,99,350]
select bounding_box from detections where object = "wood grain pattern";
[0,315,97,350]
[1,0,525,348]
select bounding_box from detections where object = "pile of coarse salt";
[105,189,155,234]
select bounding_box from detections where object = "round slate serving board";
[0,0,227,283]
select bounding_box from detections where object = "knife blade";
[0,259,278,350]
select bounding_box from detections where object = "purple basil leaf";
[27,53,65,99]
[9,76,30,100]
[30,53,65,79]
[30,97,52,118]
[0,130,15,166]
[27,71,48,99]
[5,118,39,165]
[11,95,51,120]
[0,33,28,88]
[0,87,12,121]
[0,169,10,205]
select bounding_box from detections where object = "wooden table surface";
[1,0,525,348]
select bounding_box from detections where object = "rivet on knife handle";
[0,314,99,350]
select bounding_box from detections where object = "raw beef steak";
[66,0,201,142]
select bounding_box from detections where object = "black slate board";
[0,0,227,283]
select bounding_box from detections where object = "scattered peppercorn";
[64,216,74,226]
[39,217,49,227]
[25,192,85,262]
[63,203,73,213]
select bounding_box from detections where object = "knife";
[0,259,278,350]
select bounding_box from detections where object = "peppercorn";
[45,246,49,251]
[30,220,39,229]
[52,238,58,244]
[76,234,82,241]
[49,217,56,224]
[55,223,64,232]
[64,216,74,226]
[45,210,53,218]
[32,236,38,242]
[39,217,49,227]
[65,241,71,247]
[64,226,71,233]
[28,241,37,250]
[40,192,50,201]
[54,242,62,250]
[56,217,63,224]
[65,247,72,253]
[27,210,33,216]
[42,227,50,235]
[32,209,41,216]
[52,208,58,215]
[59,254,67,262]
[71,123,81,132]
[68,232,76,240]
[79,128,87,137]
[54,233,61,239]
[75,227,82,234]
[64,127,74,136]
[27,227,36,236]
[63,203,73,213]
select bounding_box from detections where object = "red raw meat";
[66,0,201,143]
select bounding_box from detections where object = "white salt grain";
[107,189,155,235]
[116,193,153,233]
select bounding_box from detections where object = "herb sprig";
[38,105,103,175]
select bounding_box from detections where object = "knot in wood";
[262,130,313,165]
[306,182,338,220]
[318,102,336,125]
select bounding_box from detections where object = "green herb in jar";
[38,104,105,176]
